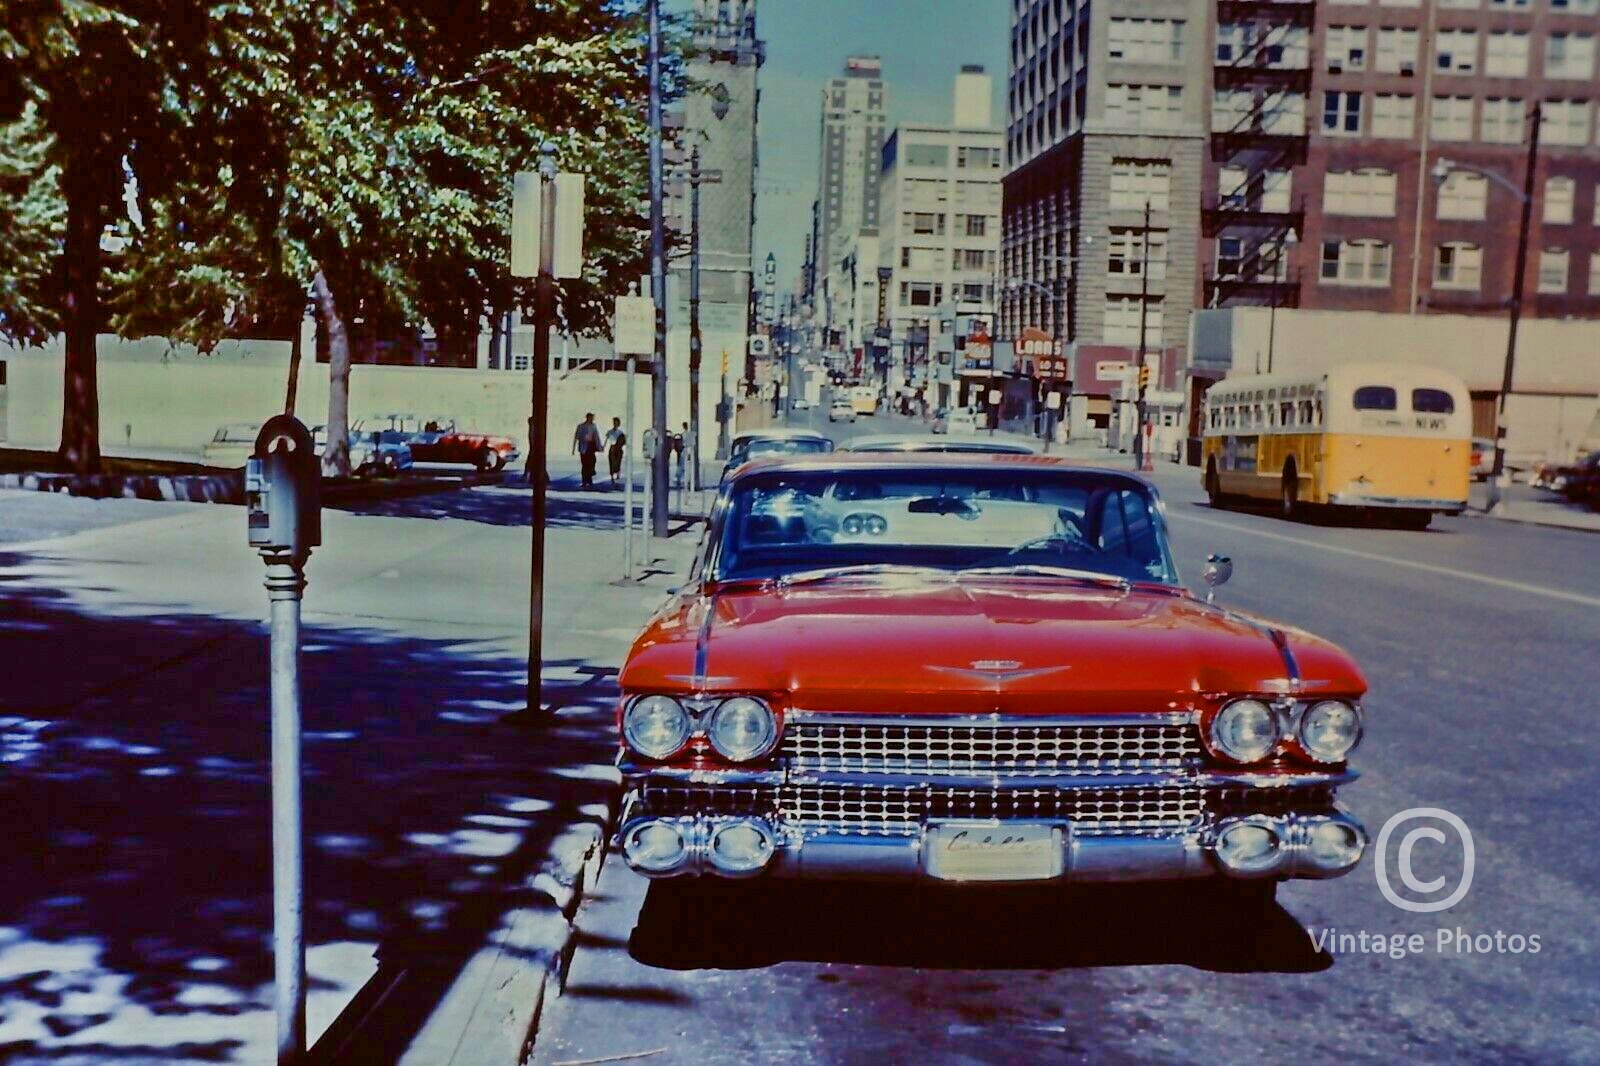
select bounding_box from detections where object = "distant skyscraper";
[815,56,888,295]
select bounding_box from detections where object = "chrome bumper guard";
[1328,492,1465,512]
[615,777,1366,885]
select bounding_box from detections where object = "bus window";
[1412,388,1455,414]
[1353,386,1397,411]
[1280,401,1294,426]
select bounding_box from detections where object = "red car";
[614,454,1367,910]
[370,413,519,471]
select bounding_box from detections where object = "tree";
[1,0,289,472]
[0,103,62,346]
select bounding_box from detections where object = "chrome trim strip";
[619,764,1355,791]
[1328,493,1465,510]
[620,762,785,787]
[783,710,1200,727]
[691,595,715,688]
[786,770,1203,791]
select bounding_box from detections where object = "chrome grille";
[783,715,1201,774]
[779,783,1205,836]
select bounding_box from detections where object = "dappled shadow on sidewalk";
[327,475,633,532]
[630,879,1328,976]
[0,577,622,1059]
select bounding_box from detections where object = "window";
[1372,94,1415,138]
[906,143,950,167]
[1323,91,1363,135]
[1538,249,1570,293]
[1326,26,1367,71]
[900,247,912,268]
[1551,0,1599,12]
[1375,27,1419,73]
[1320,240,1392,286]
[1413,389,1456,414]
[1430,96,1474,142]
[961,282,987,302]
[1542,100,1593,147]
[908,212,946,235]
[1440,0,1480,8]
[1590,251,1600,296]
[1106,84,1184,129]
[901,281,938,307]
[1325,168,1397,216]
[1353,386,1398,411]
[1485,32,1530,77]
[1545,33,1596,80]
[1103,296,1163,346]
[1107,228,1169,279]
[1219,167,1292,211]
[1545,177,1576,224]
[1480,97,1525,144]
[1109,159,1172,211]
[1435,29,1479,73]
[956,146,999,169]
[955,248,993,271]
[964,214,988,237]
[1437,171,1488,219]
[1108,18,1186,64]
[1434,243,1483,290]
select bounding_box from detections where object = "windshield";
[714,467,1178,586]
[733,437,833,461]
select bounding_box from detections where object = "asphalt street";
[532,406,1600,1065]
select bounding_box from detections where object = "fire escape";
[1205,0,1314,308]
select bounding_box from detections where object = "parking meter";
[642,427,659,461]
[247,415,322,563]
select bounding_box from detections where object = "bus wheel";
[1395,509,1432,531]
[1279,464,1300,519]
[1206,461,1225,509]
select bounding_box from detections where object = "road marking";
[1167,509,1600,610]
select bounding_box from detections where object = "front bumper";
[615,768,1366,885]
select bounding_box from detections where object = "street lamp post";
[1431,102,1540,515]
[1133,200,1152,472]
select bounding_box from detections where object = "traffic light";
[1138,365,1151,391]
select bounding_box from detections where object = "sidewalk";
[0,484,697,1063]
[1465,482,1600,535]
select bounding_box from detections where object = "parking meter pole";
[623,356,636,579]
[265,558,306,1063]
[527,160,557,716]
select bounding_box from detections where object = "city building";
[878,68,1005,407]
[814,55,889,343]
[1205,0,1600,324]
[1002,1,1209,352]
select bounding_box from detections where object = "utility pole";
[681,149,722,493]
[1489,102,1540,515]
[648,0,669,537]
[1133,199,1152,471]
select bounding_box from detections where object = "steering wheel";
[1006,529,1098,557]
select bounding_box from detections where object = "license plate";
[922,821,1065,882]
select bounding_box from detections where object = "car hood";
[621,578,1365,716]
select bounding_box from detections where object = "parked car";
[841,434,1040,455]
[720,429,834,483]
[1533,450,1600,498]
[369,413,519,471]
[790,397,811,411]
[946,407,980,434]
[827,397,856,423]
[313,425,413,478]
[1470,437,1495,481]
[201,422,263,468]
[615,454,1368,909]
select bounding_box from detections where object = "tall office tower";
[815,55,889,325]
[1206,0,1600,320]
[1002,1,1209,358]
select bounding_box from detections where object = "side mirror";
[1203,554,1233,603]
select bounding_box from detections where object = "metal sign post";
[512,160,585,715]
[245,416,321,1066]
[615,291,654,579]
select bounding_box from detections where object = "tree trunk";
[58,146,103,474]
[284,306,303,416]
[311,267,352,476]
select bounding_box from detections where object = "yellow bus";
[850,385,879,416]
[1201,363,1472,529]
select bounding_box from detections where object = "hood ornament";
[930,661,1071,683]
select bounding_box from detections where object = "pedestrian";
[572,412,602,489]
[605,417,626,487]
[671,423,687,488]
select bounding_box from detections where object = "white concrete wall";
[1189,308,1600,463]
[1,326,735,463]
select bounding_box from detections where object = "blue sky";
[697,0,1010,291]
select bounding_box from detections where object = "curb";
[312,820,609,1066]
[1461,507,1600,536]
[0,467,503,508]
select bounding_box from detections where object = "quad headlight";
[706,697,780,762]
[1297,700,1363,763]
[622,695,692,760]
[1209,699,1281,764]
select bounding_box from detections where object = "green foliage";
[0,104,62,344]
